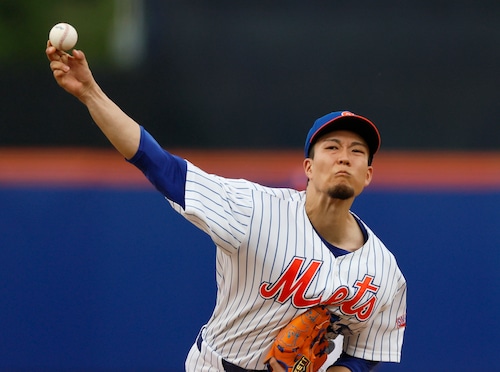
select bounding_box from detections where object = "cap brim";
[309,115,380,157]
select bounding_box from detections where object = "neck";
[305,191,363,252]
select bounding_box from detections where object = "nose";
[337,148,351,165]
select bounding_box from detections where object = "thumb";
[71,49,86,62]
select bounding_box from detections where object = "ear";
[364,165,374,187]
[303,158,312,180]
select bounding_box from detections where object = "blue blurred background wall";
[1,181,499,371]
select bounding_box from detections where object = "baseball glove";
[265,306,333,372]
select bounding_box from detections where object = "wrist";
[79,80,104,106]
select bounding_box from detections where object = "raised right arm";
[46,42,140,159]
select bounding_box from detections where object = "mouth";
[335,170,351,177]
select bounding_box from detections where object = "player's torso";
[177,165,402,367]
[203,192,398,364]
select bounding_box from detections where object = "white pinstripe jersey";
[171,162,406,371]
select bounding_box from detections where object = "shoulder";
[352,213,396,257]
[350,213,406,281]
[186,161,304,200]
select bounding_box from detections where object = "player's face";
[304,130,373,199]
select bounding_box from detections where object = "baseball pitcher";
[46,43,406,372]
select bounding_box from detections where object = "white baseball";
[49,23,78,51]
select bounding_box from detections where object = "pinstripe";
[177,163,406,370]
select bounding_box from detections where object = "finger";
[268,358,286,372]
[46,46,65,62]
[50,60,70,73]
[46,42,70,61]
[46,45,57,61]
[71,49,86,62]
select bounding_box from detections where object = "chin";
[327,184,355,200]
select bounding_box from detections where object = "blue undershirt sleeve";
[331,352,380,372]
[127,126,187,209]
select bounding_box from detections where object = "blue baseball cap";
[304,111,381,162]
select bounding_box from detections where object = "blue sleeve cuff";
[127,126,187,208]
[332,352,380,372]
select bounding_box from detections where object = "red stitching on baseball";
[59,24,69,50]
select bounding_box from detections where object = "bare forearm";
[81,82,141,159]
